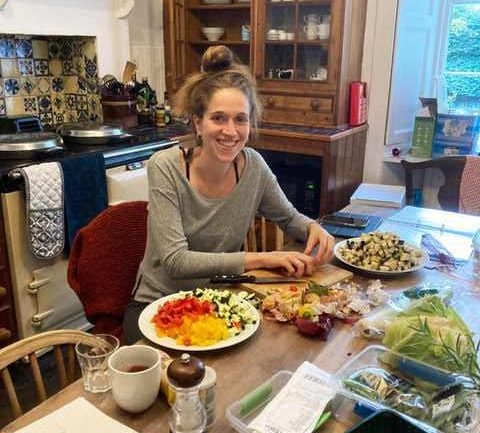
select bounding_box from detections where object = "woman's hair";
[173,45,262,139]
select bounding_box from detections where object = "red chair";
[67,201,148,339]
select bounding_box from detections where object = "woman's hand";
[244,251,315,277]
[304,222,334,265]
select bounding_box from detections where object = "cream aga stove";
[1,132,177,340]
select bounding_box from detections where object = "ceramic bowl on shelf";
[202,0,231,4]
[201,27,225,42]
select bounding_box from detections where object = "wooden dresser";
[164,0,368,217]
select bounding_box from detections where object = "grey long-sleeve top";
[133,145,314,303]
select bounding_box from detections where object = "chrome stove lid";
[58,122,125,138]
[0,132,63,151]
[0,132,64,159]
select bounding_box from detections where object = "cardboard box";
[410,116,435,158]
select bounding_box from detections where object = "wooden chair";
[244,216,285,252]
[0,330,108,419]
[401,156,467,212]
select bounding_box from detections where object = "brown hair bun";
[201,45,234,73]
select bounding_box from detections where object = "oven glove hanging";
[12,162,65,259]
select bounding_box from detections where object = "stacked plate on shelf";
[202,0,231,4]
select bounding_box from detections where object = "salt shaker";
[167,353,206,433]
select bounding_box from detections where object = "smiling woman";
[122,45,334,344]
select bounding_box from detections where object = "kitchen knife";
[210,274,307,284]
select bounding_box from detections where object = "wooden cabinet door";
[164,0,188,95]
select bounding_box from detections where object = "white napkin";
[13,397,138,433]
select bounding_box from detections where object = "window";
[442,1,480,114]
[386,0,480,148]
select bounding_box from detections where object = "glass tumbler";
[75,334,119,393]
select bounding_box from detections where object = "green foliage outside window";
[445,3,480,112]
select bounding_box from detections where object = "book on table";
[350,183,406,208]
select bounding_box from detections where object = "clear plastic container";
[225,369,365,433]
[226,371,293,433]
[335,345,480,433]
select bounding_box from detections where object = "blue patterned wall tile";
[0,98,5,116]
[65,93,76,110]
[51,76,64,92]
[75,94,88,111]
[16,39,33,58]
[37,95,52,113]
[4,78,19,96]
[18,58,34,75]
[60,40,73,60]
[48,39,61,59]
[0,39,15,58]
[84,56,97,79]
[23,96,38,113]
[19,77,37,96]
[34,59,49,76]
[39,111,53,126]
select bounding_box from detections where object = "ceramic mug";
[303,25,317,41]
[317,23,330,39]
[303,13,318,24]
[267,29,279,40]
[108,345,162,413]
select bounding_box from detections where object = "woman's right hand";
[244,251,315,278]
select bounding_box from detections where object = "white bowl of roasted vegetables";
[334,232,426,275]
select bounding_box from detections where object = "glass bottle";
[167,353,206,433]
[164,91,172,125]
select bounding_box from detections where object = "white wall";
[0,0,130,78]
[361,0,399,183]
[128,0,165,101]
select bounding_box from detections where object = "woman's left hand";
[304,223,334,265]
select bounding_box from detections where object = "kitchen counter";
[0,122,190,193]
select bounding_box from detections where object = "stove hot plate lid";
[58,122,125,138]
[0,132,64,152]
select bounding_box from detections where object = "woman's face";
[194,87,250,164]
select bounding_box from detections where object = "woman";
[123,46,334,343]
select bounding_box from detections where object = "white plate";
[139,292,260,351]
[334,237,427,276]
[203,0,231,4]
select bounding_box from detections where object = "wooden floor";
[0,350,66,428]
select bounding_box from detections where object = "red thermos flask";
[349,81,367,126]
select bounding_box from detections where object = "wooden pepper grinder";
[167,353,206,433]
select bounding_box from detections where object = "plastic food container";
[335,345,480,433]
[226,371,293,433]
[226,369,365,433]
[346,410,429,433]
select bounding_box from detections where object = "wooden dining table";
[4,205,480,433]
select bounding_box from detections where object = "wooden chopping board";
[239,264,353,298]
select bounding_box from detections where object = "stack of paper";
[248,362,335,433]
[350,183,406,208]
[14,398,138,433]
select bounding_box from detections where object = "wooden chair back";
[244,216,285,252]
[401,156,467,212]
[0,330,108,420]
